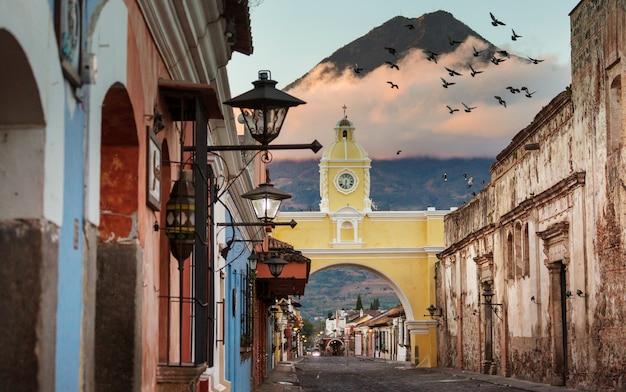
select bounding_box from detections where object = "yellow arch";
[310,261,418,321]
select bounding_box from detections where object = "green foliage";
[355,294,363,310]
[369,298,380,310]
[301,319,314,338]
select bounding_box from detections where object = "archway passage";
[95,84,141,391]
[0,29,57,392]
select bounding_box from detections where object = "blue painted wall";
[54,101,86,392]
[53,1,101,389]
[224,214,253,392]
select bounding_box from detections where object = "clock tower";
[319,114,372,214]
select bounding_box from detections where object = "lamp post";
[163,70,319,369]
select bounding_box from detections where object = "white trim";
[0,0,66,225]
[276,211,327,220]
[367,210,449,219]
[320,159,372,164]
[85,0,128,225]
[300,247,444,255]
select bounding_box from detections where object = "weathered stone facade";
[437,1,626,390]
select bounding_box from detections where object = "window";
[240,266,254,348]
[523,223,530,277]
[514,222,524,278]
[506,231,514,280]
[608,75,622,154]
[340,221,354,242]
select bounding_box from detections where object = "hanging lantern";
[241,170,291,223]
[165,170,195,262]
[264,256,288,278]
[224,70,306,146]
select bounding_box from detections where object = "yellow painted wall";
[272,117,446,366]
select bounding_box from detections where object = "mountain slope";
[269,157,492,211]
[285,10,497,91]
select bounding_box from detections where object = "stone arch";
[0,27,58,392]
[309,262,415,321]
[95,83,141,391]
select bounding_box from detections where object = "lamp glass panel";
[251,197,282,221]
[268,262,284,277]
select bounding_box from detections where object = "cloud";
[268,36,570,160]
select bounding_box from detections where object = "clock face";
[337,172,356,191]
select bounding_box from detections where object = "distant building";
[437,1,626,390]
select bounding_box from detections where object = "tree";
[355,294,363,310]
[369,298,380,310]
[301,319,314,339]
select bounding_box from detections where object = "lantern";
[165,170,195,262]
[224,70,305,146]
[264,256,288,278]
[241,171,291,223]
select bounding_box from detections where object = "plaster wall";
[439,2,626,389]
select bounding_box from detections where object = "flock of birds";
[351,12,547,193]
[352,12,545,116]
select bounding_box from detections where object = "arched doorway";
[0,28,56,391]
[95,83,141,391]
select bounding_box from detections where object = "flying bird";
[472,46,484,57]
[463,173,468,180]
[497,50,510,58]
[446,105,460,114]
[385,61,400,70]
[386,81,399,89]
[352,64,364,74]
[384,46,397,56]
[494,96,507,108]
[467,176,474,187]
[490,56,506,65]
[448,36,462,47]
[525,90,536,98]
[441,78,455,88]
[468,64,483,77]
[445,67,462,77]
[396,150,402,155]
[506,86,521,94]
[490,12,506,26]
[527,56,544,64]
[462,102,477,113]
[442,172,448,182]
[511,29,522,41]
[405,24,415,30]
[425,50,439,63]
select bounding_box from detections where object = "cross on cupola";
[342,104,348,119]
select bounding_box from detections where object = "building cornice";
[440,171,585,257]
[301,247,444,256]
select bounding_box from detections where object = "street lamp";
[224,70,306,146]
[248,252,259,270]
[165,170,195,263]
[264,256,288,278]
[241,170,291,223]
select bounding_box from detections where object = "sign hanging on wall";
[55,0,83,86]
[146,127,162,210]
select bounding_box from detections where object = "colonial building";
[0,1,265,391]
[274,116,448,367]
[437,1,626,390]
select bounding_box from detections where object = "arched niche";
[95,83,141,392]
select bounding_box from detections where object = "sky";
[227,1,579,159]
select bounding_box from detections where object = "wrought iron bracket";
[184,140,322,153]
[216,219,297,228]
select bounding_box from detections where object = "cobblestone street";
[296,357,550,392]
